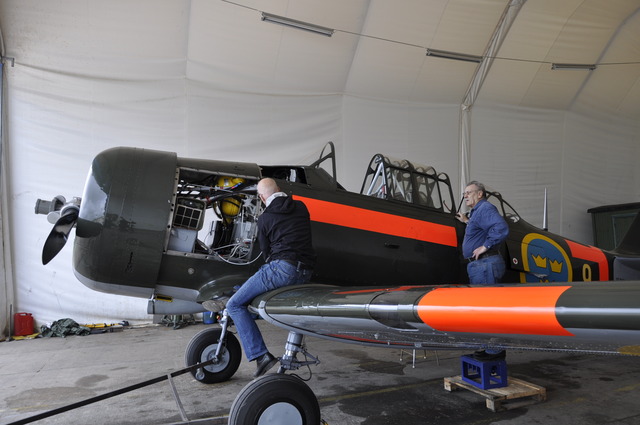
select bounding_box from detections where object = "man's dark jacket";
[258,195,316,267]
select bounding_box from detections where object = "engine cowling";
[73,147,177,297]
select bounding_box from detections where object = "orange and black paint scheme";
[281,150,640,288]
[36,144,640,423]
[253,281,640,356]
[294,187,639,287]
[38,144,640,353]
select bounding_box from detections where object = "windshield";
[485,190,521,221]
[360,154,456,213]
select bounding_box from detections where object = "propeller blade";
[42,207,79,265]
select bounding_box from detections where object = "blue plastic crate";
[461,355,508,390]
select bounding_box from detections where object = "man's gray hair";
[466,180,486,198]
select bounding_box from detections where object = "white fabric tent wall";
[341,97,461,193]
[561,110,640,236]
[471,104,640,238]
[0,0,639,331]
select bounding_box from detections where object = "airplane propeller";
[36,196,81,265]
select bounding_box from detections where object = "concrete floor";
[1,320,640,425]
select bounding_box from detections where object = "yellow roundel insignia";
[521,233,572,283]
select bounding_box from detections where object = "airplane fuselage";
[35,146,639,315]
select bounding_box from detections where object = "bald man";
[226,178,316,377]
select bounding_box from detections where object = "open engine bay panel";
[165,166,262,265]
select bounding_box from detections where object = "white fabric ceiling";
[0,0,639,330]
[4,0,640,113]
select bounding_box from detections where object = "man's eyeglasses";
[463,189,479,196]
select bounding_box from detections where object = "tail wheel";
[229,374,320,425]
[184,327,241,384]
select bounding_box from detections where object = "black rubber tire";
[228,374,320,425]
[184,327,241,384]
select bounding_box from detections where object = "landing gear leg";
[277,330,321,373]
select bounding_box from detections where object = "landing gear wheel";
[184,327,241,384]
[229,374,320,425]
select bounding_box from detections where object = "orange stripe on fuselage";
[294,195,458,247]
[417,286,573,336]
[566,240,609,280]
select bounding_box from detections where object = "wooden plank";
[444,375,546,412]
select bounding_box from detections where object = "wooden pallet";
[443,375,546,412]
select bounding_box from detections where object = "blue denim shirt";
[462,199,509,258]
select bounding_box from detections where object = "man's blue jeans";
[226,260,312,361]
[467,255,505,285]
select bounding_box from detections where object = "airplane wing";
[251,282,640,355]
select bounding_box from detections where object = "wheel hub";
[201,344,229,373]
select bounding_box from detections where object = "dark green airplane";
[35,143,640,425]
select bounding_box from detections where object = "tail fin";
[613,212,640,256]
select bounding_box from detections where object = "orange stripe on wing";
[417,286,573,336]
[294,195,458,247]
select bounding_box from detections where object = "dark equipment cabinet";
[588,202,640,250]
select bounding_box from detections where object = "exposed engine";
[168,167,262,265]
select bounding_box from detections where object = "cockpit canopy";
[360,154,456,213]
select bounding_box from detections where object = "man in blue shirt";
[456,181,510,361]
[456,181,509,285]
